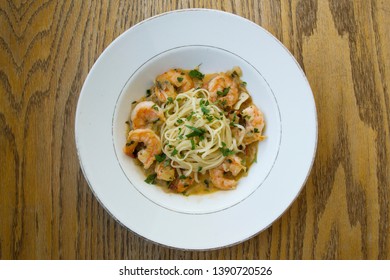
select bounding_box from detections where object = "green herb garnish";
[198,166,202,172]
[254,128,259,133]
[206,115,213,122]
[201,104,210,115]
[177,77,183,82]
[179,175,187,179]
[220,147,235,156]
[185,125,206,138]
[217,87,230,97]
[220,142,235,156]
[177,119,184,124]
[145,173,157,184]
[155,153,166,162]
[191,139,195,150]
[171,148,178,156]
[166,97,174,104]
[186,112,195,121]
[189,69,205,80]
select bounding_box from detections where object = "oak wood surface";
[1,0,389,259]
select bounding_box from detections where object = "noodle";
[123,67,265,194]
[161,88,245,179]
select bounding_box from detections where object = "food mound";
[123,67,265,195]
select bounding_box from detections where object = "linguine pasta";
[161,88,246,181]
[123,67,265,195]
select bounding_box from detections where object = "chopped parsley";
[185,125,206,138]
[179,175,187,179]
[220,142,235,156]
[177,77,183,82]
[217,87,230,97]
[152,104,159,111]
[186,112,195,121]
[241,81,247,87]
[200,99,209,106]
[254,128,260,133]
[206,115,213,122]
[220,147,235,156]
[145,173,157,184]
[166,97,174,104]
[155,153,166,162]
[201,104,210,115]
[191,139,195,150]
[219,100,227,106]
[171,148,178,156]
[198,166,202,172]
[146,89,151,97]
[177,119,184,124]
[189,69,205,80]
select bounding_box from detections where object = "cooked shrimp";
[123,129,162,169]
[155,161,175,181]
[207,73,239,107]
[154,69,194,102]
[169,175,194,193]
[209,155,246,190]
[241,105,265,145]
[131,101,165,129]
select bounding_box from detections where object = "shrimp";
[209,155,246,190]
[131,101,165,129]
[207,73,239,107]
[241,105,265,145]
[153,69,194,102]
[169,175,194,193]
[123,129,162,169]
[155,161,175,181]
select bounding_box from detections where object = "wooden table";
[1,0,389,260]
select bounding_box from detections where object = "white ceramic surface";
[75,9,317,250]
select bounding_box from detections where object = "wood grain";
[0,0,389,259]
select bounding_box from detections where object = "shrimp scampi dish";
[123,67,266,195]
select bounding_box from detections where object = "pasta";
[123,67,265,195]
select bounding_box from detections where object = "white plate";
[75,9,317,250]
